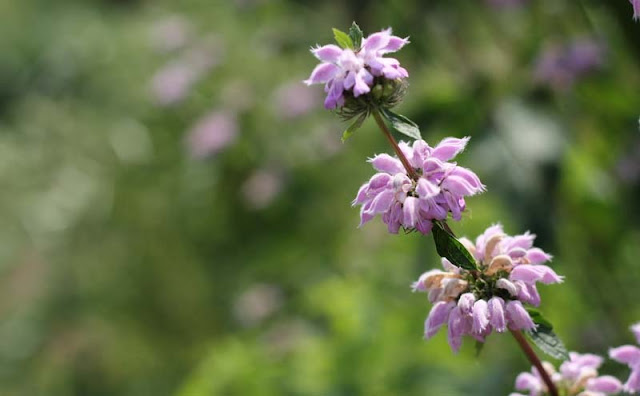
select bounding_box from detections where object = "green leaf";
[381,108,422,140]
[525,310,569,360]
[348,22,363,49]
[341,112,368,142]
[431,221,477,271]
[332,28,354,49]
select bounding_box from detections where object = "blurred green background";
[1,0,640,395]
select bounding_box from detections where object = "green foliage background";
[1,0,639,395]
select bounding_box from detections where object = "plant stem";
[510,329,558,396]
[372,110,419,180]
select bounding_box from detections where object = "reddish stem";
[510,329,558,396]
[372,110,419,180]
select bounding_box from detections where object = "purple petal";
[402,196,419,228]
[444,191,463,221]
[419,198,448,220]
[610,345,640,366]
[384,202,403,234]
[488,297,506,332]
[569,352,604,369]
[416,178,440,199]
[368,173,393,190]
[431,137,470,161]
[633,0,640,21]
[506,300,536,331]
[441,175,480,196]
[415,218,433,234]
[368,189,395,214]
[526,248,552,264]
[471,299,490,334]
[457,292,476,315]
[495,278,517,297]
[343,71,355,90]
[475,224,505,258]
[353,183,369,205]
[362,29,392,52]
[358,204,375,227]
[311,44,343,62]
[381,35,410,53]
[447,307,464,353]
[515,372,542,392]
[424,301,455,339]
[369,154,405,174]
[352,69,372,97]
[520,283,540,307]
[304,63,339,85]
[411,139,432,168]
[510,265,563,285]
[503,232,535,251]
[586,376,623,393]
[625,367,640,392]
[538,265,563,284]
[448,166,484,190]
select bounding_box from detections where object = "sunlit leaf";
[332,28,354,49]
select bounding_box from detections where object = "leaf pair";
[341,108,421,142]
[333,22,363,50]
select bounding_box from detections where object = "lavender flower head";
[413,224,563,352]
[511,352,623,396]
[353,137,484,234]
[305,27,409,110]
[609,322,640,393]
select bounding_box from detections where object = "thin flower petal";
[369,154,405,174]
[304,63,339,85]
[311,44,343,62]
[431,137,470,161]
[424,301,455,339]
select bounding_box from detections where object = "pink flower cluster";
[609,322,640,393]
[413,225,563,352]
[304,28,409,109]
[511,352,623,396]
[352,137,484,234]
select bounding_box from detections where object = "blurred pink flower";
[151,62,199,106]
[150,35,225,106]
[233,283,283,327]
[533,38,605,90]
[242,168,284,210]
[512,352,622,396]
[149,15,192,53]
[272,81,320,119]
[185,110,238,159]
[610,322,640,393]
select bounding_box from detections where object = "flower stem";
[510,329,558,396]
[372,110,419,180]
